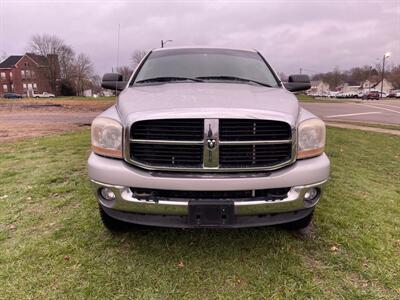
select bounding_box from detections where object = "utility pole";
[299,68,302,75]
[380,52,391,99]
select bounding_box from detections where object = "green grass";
[0,128,399,299]
[326,121,400,132]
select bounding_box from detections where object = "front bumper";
[88,152,330,228]
[92,179,326,216]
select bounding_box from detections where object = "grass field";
[0,128,399,299]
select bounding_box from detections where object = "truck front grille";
[128,118,295,172]
[219,144,292,168]
[132,119,204,141]
[130,143,203,168]
[219,119,292,141]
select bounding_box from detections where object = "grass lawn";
[327,121,400,132]
[0,128,399,299]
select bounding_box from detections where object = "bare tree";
[131,50,147,68]
[58,45,76,81]
[73,53,94,96]
[278,72,287,82]
[90,74,103,94]
[115,65,133,81]
[28,34,69,94]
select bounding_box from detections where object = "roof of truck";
[152,46,258,53]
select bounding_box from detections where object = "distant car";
[378,91,388,98]
[362,91,379,100]
[357,91,366,98]
[388,90,400,98]
[3,92,23,99]
[33,92,55,98]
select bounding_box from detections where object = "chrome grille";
[127,118,295,172]
[220,144,292,168]
[130,144,203,167]
[219,119,291,141]
[132,119,203,141]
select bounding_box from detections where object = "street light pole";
[380,52,391,99]
[161,39,173,48]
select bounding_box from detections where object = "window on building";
[33,83,38,90]
[11,84,14,92]
[26,70,31,79]
[21,70,25,79]
[31,70,35,79]
[2,84,8,92]
[27,83,33,90]
[23,83,27,90]
[10,72,13,80]
[0,72,5,79]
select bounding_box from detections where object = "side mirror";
[101,73,127,91]
[283,74,311,92]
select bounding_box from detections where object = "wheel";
[281,210,314,230]
[99,205,129,231]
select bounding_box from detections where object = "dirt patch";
[0,98,114,113]
[0,99,114,142]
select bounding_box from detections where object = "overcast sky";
[1,0,399,76]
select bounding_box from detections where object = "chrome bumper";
[91,179,327,216]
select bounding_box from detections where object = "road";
[302,100,400,125]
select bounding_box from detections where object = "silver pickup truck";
[88,47,330,230]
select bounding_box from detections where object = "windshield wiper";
[135,76,204,84]
[196,76,272,87]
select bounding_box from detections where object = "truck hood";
[117,82,299,126]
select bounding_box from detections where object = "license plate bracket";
[188,200,235,226]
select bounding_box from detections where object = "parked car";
[33,92,55,98]
[3,92,23,99]
[378,91,388,98]
[89,47,330,230]
[328,91,339,98]
[388,90,400,98]
[362,91,380,100]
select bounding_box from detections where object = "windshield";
[132,48,279,87]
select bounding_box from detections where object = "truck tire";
[99,205,129,232]
[281,210,314,230]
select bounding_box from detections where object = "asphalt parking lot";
[302,100,400,125]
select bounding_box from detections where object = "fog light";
[100,187,116,201]
[304,188,318,202]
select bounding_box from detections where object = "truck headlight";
[91,117,123,158]
[297,118,325,159]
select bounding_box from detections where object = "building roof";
[0,55,23,68]
[25,53,48,66]
[0,53,50,69]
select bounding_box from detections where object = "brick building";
[0,53,60,96]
